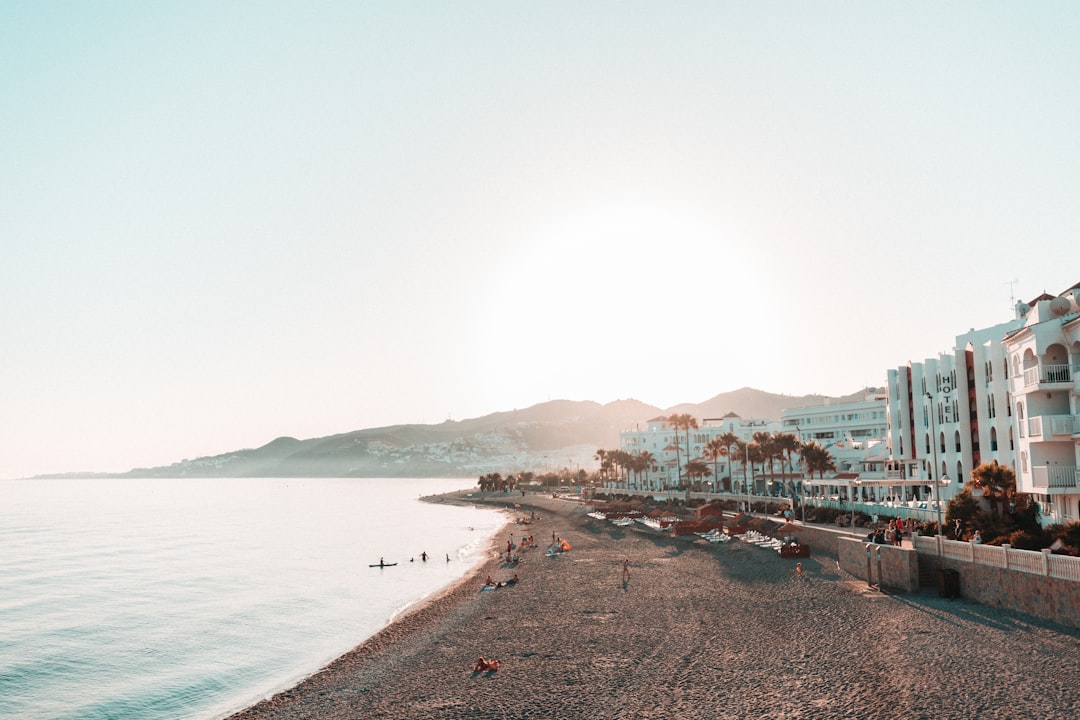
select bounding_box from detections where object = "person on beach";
[622,558,630,584]
[474,657,499,672]
[421,551,427,561]
[446,553,451,562]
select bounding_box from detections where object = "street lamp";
[743,441,751,513]
[796,425,806,523]
[935,474,951,557]
[729,444,743,512]
[850,478,862,536]
[925,392,952,557]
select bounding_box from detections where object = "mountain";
[96,388,870,479]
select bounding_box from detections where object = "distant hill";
[73,388,872,479]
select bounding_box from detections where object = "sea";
[0,476,506,720]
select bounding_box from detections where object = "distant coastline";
[25,388,873,480]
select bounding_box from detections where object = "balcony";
[1023,363,1072,388]
[1031,465,1079,489]
[1026,415,1076,440]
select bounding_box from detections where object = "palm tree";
[637,450,656,491]
[683,460,712,492]
[773,432,802,497]
[666,414,699,489]
[967,460,1017,520]
[608,449,631,487]
[594,448,609,482]
[799,441,836,484]
[702,438,727,492]
[716,431,741,492]
[773,431,803,516]
[747,442,766,495]
[753,431,778,495]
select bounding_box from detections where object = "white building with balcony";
[887,282,1080,525]
[1003,283,1080,524]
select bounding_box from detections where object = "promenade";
[229,492,1080,720]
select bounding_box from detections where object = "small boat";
[369,562,397,568]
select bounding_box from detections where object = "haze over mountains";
[51,388,874,479]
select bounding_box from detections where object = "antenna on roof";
[1005,278,1019,311]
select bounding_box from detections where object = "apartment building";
[1002,284,1080,523]
[887,282,1080,525]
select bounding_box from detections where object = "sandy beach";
[228,493,1080,720]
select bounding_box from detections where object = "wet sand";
[228,493,1080,720]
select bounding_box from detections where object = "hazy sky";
[3,2,1078,478]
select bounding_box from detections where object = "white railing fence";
[913,535,1080,582]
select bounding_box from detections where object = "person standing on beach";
[621,558,630,584]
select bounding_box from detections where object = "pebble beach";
[228,493,1080,720]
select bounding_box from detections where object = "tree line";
[593,413,837,494]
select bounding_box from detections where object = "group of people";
[506,533,536,564]
[482,573,520,589]
[871,518,907,546]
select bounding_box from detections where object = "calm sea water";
[0,477,504,720]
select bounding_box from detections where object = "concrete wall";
[838,538,920,593]
[773,523,843,556]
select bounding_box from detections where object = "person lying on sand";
[474,657,500,672]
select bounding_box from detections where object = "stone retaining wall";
[922,552,1080,629]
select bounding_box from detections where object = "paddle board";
[369,562,397,567]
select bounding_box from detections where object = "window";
[990,427,998,452]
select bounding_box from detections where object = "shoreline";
[225,489,511,719]
[227,492,1080,720]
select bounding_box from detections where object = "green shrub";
[1005,529,1047,551]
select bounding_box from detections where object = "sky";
[3,2,1079,479]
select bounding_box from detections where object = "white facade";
[1002,285,1080,524]
[780,390,888,448]
[886,283,1080,525]
[618,413,779,491]
[886,318,1023,504]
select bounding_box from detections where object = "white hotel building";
[887,282,1080,525]
[1002,286,1080,523]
